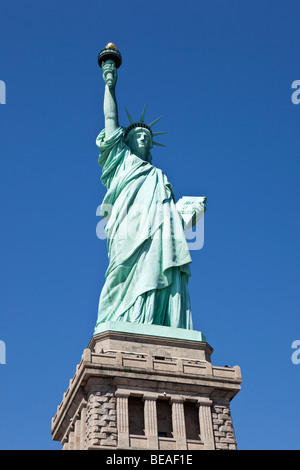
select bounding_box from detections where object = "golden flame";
[105,43,117,50]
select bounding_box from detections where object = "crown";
[123,106,167,147]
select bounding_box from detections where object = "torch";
[97,43,122,70]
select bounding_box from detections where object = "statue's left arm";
[102,60,119,140]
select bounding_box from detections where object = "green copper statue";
[94,44,205,331]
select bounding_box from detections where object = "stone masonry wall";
[211,401,237,450]
[85,386,117,448]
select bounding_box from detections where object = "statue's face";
[126,128,152,159]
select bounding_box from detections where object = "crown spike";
[125,107,134,124]
[148,116,163,128]
[152,131,167,136]
[152,141,167,147]
[140,105,146,123]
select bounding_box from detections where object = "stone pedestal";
[51,322,241,450]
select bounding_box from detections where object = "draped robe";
[95,127,193,330]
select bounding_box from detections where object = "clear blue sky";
[0,0,299,450]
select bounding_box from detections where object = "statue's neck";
[135,151,151,163]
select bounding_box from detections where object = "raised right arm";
[102,60,119,140]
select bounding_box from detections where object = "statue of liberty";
[94,44,205,332]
